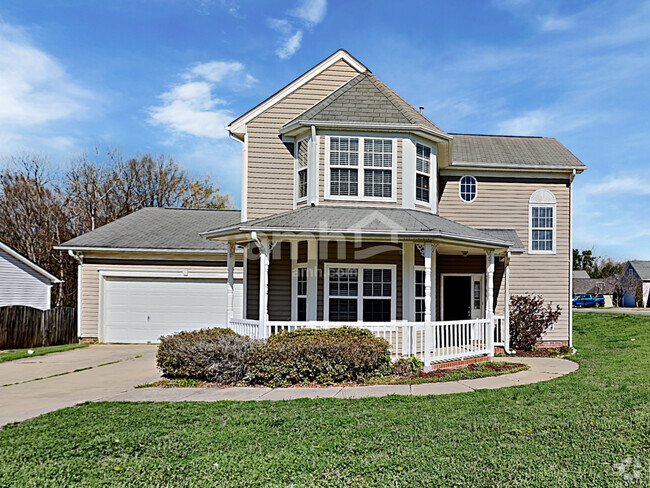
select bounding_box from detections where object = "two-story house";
[59,50,585,365]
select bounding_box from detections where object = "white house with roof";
[623,261,650,307]
[0,241,62,310]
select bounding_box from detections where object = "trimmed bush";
[247,327,391,387]
[157,328,256,384]
[509,294,561,351]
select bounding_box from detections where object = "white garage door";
[102,277,243,343]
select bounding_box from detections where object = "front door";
[443,276,471,320]
[442,275,483,321]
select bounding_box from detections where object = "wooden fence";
[0,306,77,349]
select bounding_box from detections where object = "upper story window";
[529,189,556,254]
[327,136,395,200]
[459,175,477,202]
[295,139,309,201]
[415,143,431,203]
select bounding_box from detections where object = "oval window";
[459,175,477,202]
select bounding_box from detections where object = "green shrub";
[391,355,424,376]
[157,328,256,384]
[509,294,561,351]
[247,327,391,387]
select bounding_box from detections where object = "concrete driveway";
[0,345,161,426]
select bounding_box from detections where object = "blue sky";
[1,0,649,260]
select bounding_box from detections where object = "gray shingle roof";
[629,261,650,280]
[281,72,447,136]
[58,208,241,252]
[450,133,586,170]
[204,206,519,249]
[573,270,591,279]
[478,229,524,252]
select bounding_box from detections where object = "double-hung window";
[327,265,394,322]
[415,143,431,203]
[329,137,359,197]
[295,139,308,201]
[530,206,554,251]
[363,139,393,198]
[528,189,557,254]
[296,266,307,321]
[328,136,394,200]
[415,268,425,322]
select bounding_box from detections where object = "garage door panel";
[102,277,243,343]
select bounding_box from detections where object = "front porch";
[204,206,521,367]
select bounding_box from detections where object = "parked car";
[573,293,605,308]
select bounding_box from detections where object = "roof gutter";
[54,245,235,254]
[279,120,452,141]
[450,161,586,173]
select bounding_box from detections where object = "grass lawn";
[0,343,88,363]
[0,313,648,487]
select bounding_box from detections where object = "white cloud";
[276,30,303,60]
[581,175,650,196]
[538,15,575,32]
[0,21,91,127]
[496,108,592,136]
[268,0,327,59]
[148,60,256,139]
[290,0,327,25]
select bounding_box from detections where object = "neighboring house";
[622,261,650,307]
[573,271,617,307]
[59,50,585,363]
[0,241,62,310]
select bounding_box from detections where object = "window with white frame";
[415,268,425,322]
[327,265,394,322]
[529,189,557,254]
[329,137,359,197]
[328,136,394,199]
[295,139,308,201]
[363,139,393,198]
[296,266,307,321]
[415,143,431,203]
[459,175,477,202]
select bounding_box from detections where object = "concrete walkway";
[104,357,579,402]
[0,345,160,426]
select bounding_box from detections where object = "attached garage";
[100,275,243,343]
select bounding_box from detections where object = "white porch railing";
[228,317,502,366]
[493,315,506,346]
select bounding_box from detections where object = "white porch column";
[402,242,415,321]
[504,251,511,354]
[486,250,495,319]
[423,242,433,365]
[431,245,437,322]
[226,241,235,324]
[307,239,318,320]
[258,237,270,339]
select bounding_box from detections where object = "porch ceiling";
[201,206,522,252]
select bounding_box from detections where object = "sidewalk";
[103,357,578,402]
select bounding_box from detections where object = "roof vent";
[419,106,424,114]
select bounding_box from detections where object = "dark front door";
[443,276,472,320]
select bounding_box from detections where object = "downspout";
[504,251,511,354]
[68,250,84,341]
[568,169,576,349]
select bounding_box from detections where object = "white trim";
[307,240,318,320]
[0,241,61,283]
[324,263,397,321]
[242,133,248,221]
[55,246,235,255]
[440,168,574,179]
[228,50,366,135]
[450,161,585,173]
[459,175,478,203]
[324,135,398,202]
[440,273,484,321]
[569,174,574,346]
[76,263,82,336]
[243,245,248,319]
[528,193,557,255]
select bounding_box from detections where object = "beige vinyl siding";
[80,261,229,338]
[438,176,571,342]
[0,248,52,310]
[319,136,403,207]
[246,60,359,220]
